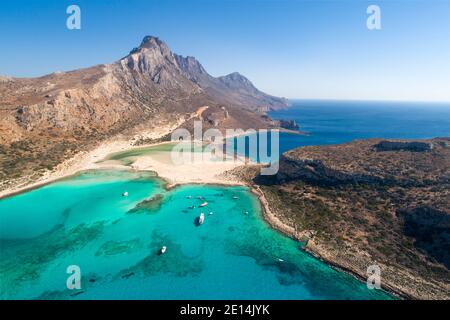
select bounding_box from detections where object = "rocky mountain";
[174,51,288,112]
[0,36,287,184]
[241,138,450,299]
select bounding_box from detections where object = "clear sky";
[0,0,449,102]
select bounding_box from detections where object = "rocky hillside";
[174,53,288,113]
[0,36,287,185]
[252,138,450,299]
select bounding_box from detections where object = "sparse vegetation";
[234,138,450,299]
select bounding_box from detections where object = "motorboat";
[198,213,205,225]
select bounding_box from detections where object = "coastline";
[0,131,407,300]
[0,116,189,200]
[249,184,406,300]
[0,129,249,200]
[250,186,301,241]
[0,140,166,200]
[301,242,408,300]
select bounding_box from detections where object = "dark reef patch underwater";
[0,170,393,299]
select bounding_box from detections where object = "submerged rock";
[95,239,143,256]
[127,194,164,214]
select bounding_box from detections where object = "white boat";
[199,201,208,207]
[198,213,205,225]
[209,212,214,215]
[122,192,129,197]
[160,246,167,254]
[244,211,249,215]
[232,196,239,200]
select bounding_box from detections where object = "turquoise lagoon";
[0,170,392,300]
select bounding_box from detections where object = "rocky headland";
[228,138,450,299]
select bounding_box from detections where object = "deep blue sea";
[271,100,450,154]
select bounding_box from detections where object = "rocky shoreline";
[2,135,448,300]
[249,183,405,299]
[249,138,450,300]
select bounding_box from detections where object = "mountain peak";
[129,35,171,55]
[140,35,163,47]
[228,72,243,77]
[219,72,254,89]
[116,35,287,110]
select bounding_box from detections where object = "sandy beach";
[0,125,408,300]
[0,126,249,199]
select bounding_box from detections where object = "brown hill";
[247,138,450,299]
[0,36,287,183]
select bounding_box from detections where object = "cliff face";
[254,138,450,299]
[261,138,450,188]
[0,36,288,183]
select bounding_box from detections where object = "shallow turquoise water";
[0,170,392,300]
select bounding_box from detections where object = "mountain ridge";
[0,35,288,185]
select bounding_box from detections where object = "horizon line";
[286,98,450,105]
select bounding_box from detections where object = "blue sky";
[0,0,449,101]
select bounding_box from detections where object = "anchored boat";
[198,213,205,225]
[160,246,167,254]
[199,201,208,207]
